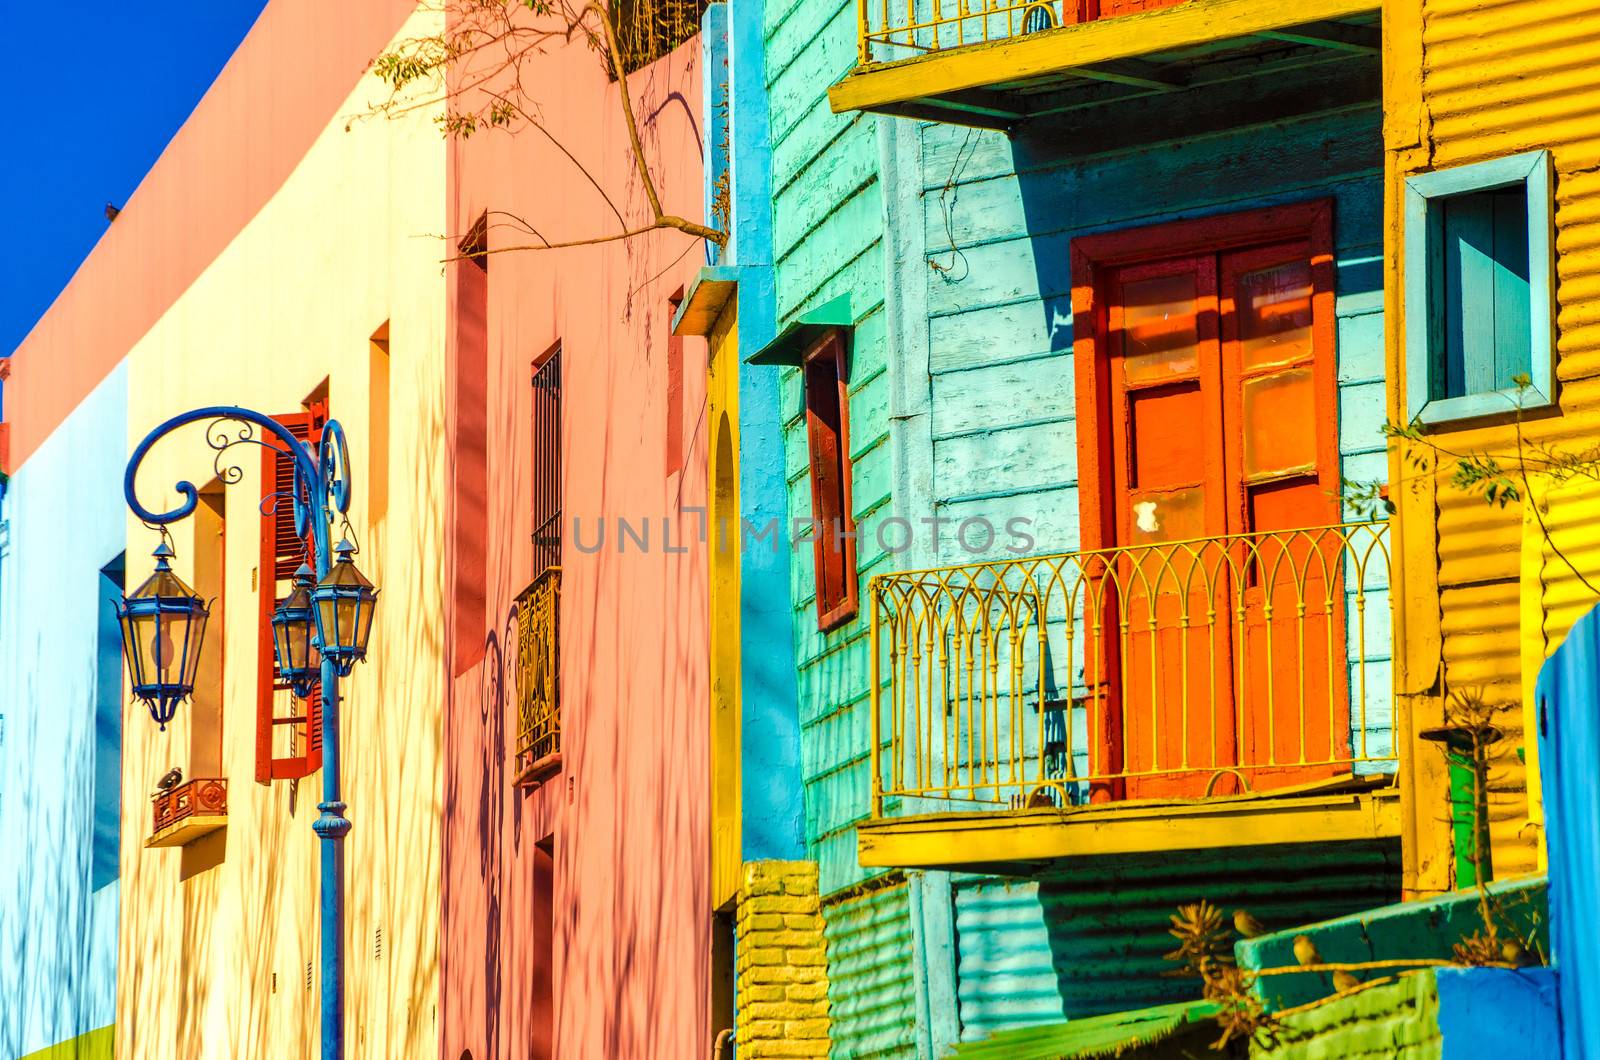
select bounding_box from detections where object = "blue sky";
[0,2,269,356]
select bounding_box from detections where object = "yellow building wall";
[707,301,742,913]
[1387,0,1600,895]
[115,11,446,1058]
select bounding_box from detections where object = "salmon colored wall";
[115,9,447,1058]
[439,24,711,1060]
[4,0,416,470]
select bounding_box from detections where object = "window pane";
[1121,272,1200,385]
[1127,486,1206,545]
[1242,368,1317,479]
[1440,187,1531,400]
[1237,260,1313,370]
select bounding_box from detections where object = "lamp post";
[119,406,377,1060]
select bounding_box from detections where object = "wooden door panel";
[1221,243,1347,792]
[1098,255,1236,800]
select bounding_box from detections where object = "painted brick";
[737,861,833,1058]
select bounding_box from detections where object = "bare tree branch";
[367,0,727,255]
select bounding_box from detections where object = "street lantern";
[117,540,210,729]
[272,564,321,697]
[311,539,378,677]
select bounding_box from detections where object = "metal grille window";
[532,349,562,574]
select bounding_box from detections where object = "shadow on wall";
[0,650,108,1058]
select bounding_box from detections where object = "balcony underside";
[146,815,227,849]
[830,0,1381,131]
[858,774,1399,875]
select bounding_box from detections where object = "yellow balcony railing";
[856,0,1188,66]
[868,523,1395,814]
[514,568,562,788]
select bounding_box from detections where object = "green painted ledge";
[948,1000,1232,1059]
[1255,971,1441,1060]
[19,1025,113,1060]
[1237,876,1547,1011]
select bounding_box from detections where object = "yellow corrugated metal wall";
[1388,0,1600,894]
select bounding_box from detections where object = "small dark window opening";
[803,329,858,631]
[532,347,563,574]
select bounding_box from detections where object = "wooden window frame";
[1070,199,1338,551]
[1403,150,1555,426]
[803,329,859,632]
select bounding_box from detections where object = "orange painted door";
[1097,255,1237,800]
[1220,244,1348,788]
[1095,242,1344,799]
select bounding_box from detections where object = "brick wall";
[736,861,833,1057]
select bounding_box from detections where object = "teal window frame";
[1404,149,1554,425]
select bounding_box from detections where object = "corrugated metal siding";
[1410,0,1600,883]
[823,881,919,1059]
[950,843,1403,1043]
[1253,970,1441,1059]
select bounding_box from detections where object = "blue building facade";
[0,361,127,1059]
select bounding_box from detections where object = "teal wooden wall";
[903,105,1393,768]
[761,4,1394,1053]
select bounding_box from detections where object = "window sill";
[1414,385,1554,428]
[514,751,563,790]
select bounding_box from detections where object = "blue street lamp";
[116,539,210,730]
[120,406,376,1060]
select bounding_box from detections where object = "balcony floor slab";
[858,779,1400,874]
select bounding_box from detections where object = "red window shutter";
[803,330,858,632]
[256,402,327,782]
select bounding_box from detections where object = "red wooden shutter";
[804,330,858,631]
[255,402,327,782]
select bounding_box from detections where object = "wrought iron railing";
[869,523,1396,814]
[857,0,1186,65]
[514,568,562,787]
[151,778,228,834]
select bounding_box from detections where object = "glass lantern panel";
[182,609,207,688]
[317,597,339,649]
[355,596,376,653]
[143,612,172,685]
[337,597,359,649]
[120,611,144,685]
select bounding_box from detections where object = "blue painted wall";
[1537,602,1600,1058]
[1435,967,1560,1060]
[711,0,808,865]
[0,362,128,1058]
[764,0,894,900]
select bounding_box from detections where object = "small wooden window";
[256,402,326,783]
[803,330,858,631]
[1404,150,1554,424]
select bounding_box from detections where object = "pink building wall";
[440,25,711,1060]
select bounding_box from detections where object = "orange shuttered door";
[1091,231,1344,799]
